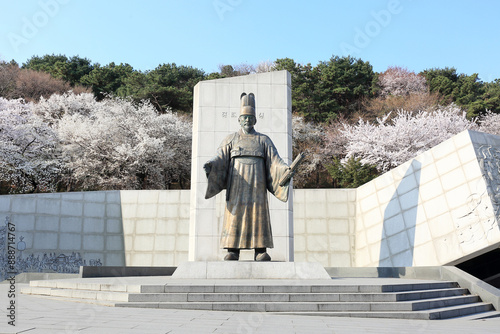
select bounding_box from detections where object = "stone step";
[448,310,500,320]
[373,295,480,311]
[114,297,485,313]
[159,282,458,294]
[21,286,130,302]
[20,292,118,307]
[126,287,469,303]
[428,302,494,320]
[394,287,468,301]
[23,285,468,304]
[28,280,144,293]
[28,280,458,294]
[272,302,494,320]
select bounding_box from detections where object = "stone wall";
[0,191,122,280]
[120,190,190,266]
[0,190,190,280]
[0,188,352,279]
[293,189,356,266]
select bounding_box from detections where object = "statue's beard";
[242,125,253,133]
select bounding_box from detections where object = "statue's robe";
[205,128,290,249]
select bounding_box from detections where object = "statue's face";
[239,115,256,132]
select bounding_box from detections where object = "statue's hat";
[240,93,255,116]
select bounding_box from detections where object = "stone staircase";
[21,277,495,320]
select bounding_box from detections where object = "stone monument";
[189,71,294,262]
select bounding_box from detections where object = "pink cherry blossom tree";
[292,115,327,187]
[378,66,427,97]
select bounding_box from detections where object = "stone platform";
[20,275,495,320]
[171,261,331,279]
[79,266,176,278]
[19,266,500,320]
[9,282,500,333]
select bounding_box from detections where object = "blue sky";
[1,0,500,81]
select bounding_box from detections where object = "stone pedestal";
[171,261,331,279]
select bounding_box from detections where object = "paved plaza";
[1,281,499,334]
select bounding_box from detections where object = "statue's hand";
[203,162,212,178]
[283,167,295,186]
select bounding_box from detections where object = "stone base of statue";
[171,261,331,280]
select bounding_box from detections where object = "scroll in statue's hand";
[278,152,305,187]
[282,167,295,186]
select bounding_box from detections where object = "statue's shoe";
[224,252,239,261]
[255,252,271,261]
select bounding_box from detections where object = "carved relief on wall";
[457,145,500,245]
[0,216,102,281]
[477,145,500,214]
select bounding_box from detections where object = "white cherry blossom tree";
[33,92,99,121]
[0,97,61,193]
[56,94,192,190]
[1,93,192,192]
[339,104,477,172]
[478,111,500,136]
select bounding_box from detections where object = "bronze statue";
[203,93,293,261]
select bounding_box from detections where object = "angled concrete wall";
[355,130,500,267]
